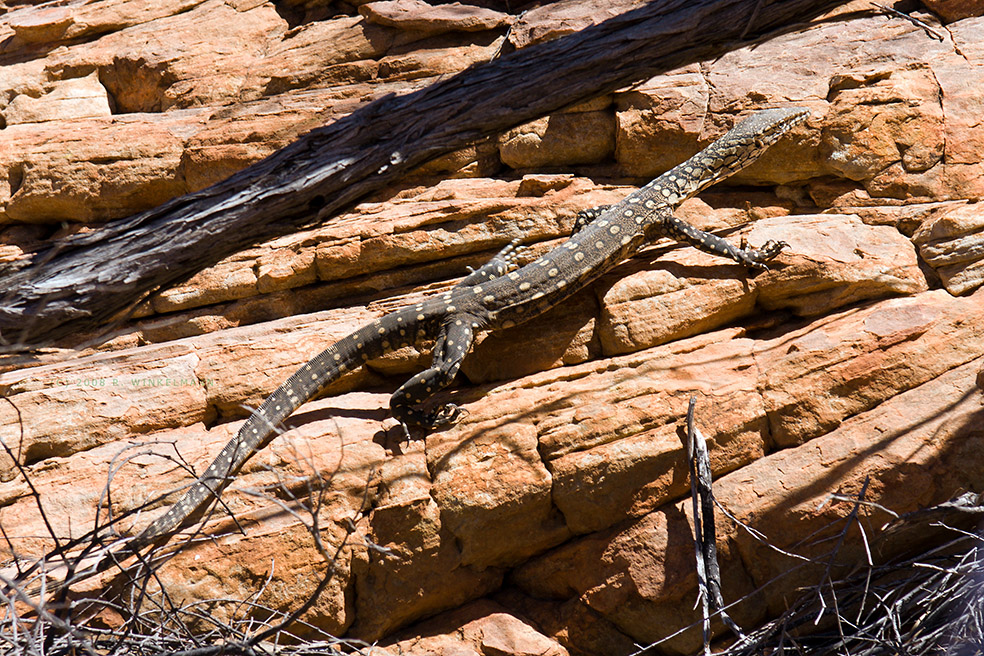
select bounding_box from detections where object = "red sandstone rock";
[912,201,984,295]
[499,109,616,169]
[507,0,647,49]
[1,2,983,654]
[359,0,509,34]
[921,0,984,22]
[384,600,569,656]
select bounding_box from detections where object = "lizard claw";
[739,239,788,270]
[427,403,463,428]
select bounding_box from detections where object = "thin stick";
[686,396,745,648]
[872,2,945,41]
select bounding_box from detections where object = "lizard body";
[29,107,809,589]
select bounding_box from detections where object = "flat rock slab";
[359,0,509,34]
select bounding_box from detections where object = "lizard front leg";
[657,214,787,270]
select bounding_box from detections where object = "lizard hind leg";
[390,315,478,429]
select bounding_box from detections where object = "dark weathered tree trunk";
[0,0,851,348]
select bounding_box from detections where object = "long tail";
[131,318,396,548]
[18,309,416,595]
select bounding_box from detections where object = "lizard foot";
[425,403,463,428]
[393,403,465,431]
[737,239,788,270]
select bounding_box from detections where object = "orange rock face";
[1,1,983,655]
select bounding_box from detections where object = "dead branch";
[685,397,743,653]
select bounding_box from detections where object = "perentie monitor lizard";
[31,107,810,591]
